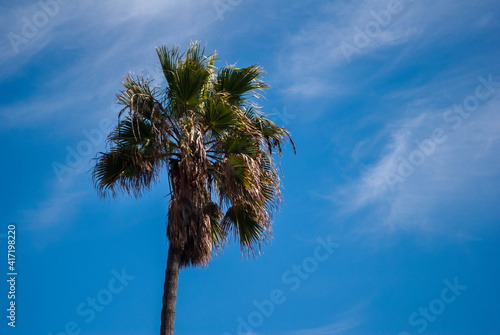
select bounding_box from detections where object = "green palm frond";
[92,148,160,198]
[171,59,211,108]
[156,44,180,85]
[222,203,269,255]
[199,98,239,137]
[253,115,295,155]
[214,65,269,104]
[109,117,154,150]
[117,74,158,117]
[219,133,259,156]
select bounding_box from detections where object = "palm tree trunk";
[160,244,181,335]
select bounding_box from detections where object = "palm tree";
[92,41,294,335]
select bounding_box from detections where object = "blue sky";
[1,0,500,334]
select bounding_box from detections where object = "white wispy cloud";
[266,302,366,335]
[0,0,218,64]
[283,320,360,335]
[336,84,500,234]
[276,0,497,98]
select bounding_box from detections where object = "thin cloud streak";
[335,94,500,233]
[273,302,366,335]
[277,0,497,98]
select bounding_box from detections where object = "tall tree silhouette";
[92,42,294,335]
